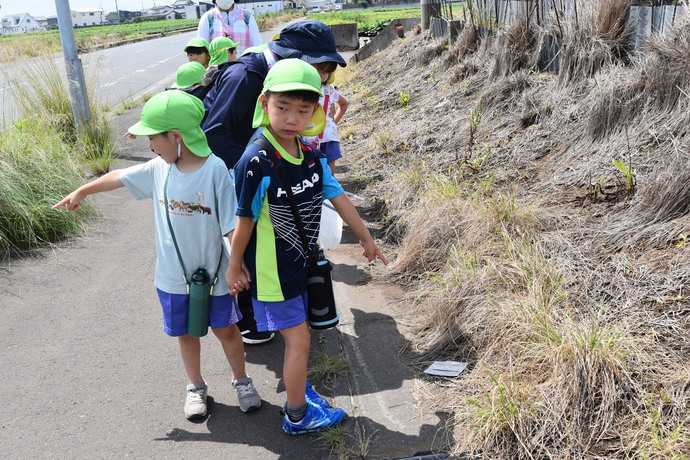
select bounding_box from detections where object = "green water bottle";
[188,268,210,337]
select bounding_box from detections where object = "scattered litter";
[423,361,467,377]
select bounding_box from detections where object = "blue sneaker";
[282,401,345,435]
[305,381,331,409]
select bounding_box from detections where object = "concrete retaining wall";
[351,17,421,63]
[331,22,360,50]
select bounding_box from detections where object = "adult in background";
[202,20,346,345]
[197,0,262,56]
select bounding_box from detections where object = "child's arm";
[52,170,124,212]
[329,193,388,265]
[225,230,251,288]
[226,216,257,294]
[332,94,348,125]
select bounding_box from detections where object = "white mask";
[216,0,233,10]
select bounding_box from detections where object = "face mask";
[216,0,233,9]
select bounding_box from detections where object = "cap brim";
[268,42,346,67]
[300,51,346,67]
[127,121,163,136]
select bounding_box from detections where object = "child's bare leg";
[328,161,336,175]
[280,321,311,406]
[212,324,247,380]
[178,335,203,383]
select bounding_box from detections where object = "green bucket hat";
[172,61,206,88]
[209,36,238,66]
[252,59,326,136]
[128,91,211,158]
[184,37,210,53]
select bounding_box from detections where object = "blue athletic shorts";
[251,291,308,332]
[156,289,242,337]
[319,141,342,163]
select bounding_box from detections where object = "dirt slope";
[335,17,690,458]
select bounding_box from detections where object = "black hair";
[186,46,209,56]
[265,90,320,105]
[313,61,338,74]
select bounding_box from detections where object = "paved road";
[0,19,446,459]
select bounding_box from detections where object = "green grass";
[0,118,96,257]
[0,57,115,256]
[311,5,463,35]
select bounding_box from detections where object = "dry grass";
[559,0,632,84]
[338,3,690,457]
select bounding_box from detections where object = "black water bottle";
[188,268,210,337]
[307,255,339,330]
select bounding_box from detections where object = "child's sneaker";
[305,381,331,409]
[232,376,262,412]
[282,401,346,435]
[184,382,208,419]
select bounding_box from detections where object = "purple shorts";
[319,141,342,163]
[251,291,309,332]
[156,289,242,337]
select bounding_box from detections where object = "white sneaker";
[184,382,208,419]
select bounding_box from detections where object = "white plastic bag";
[318,199,343,250]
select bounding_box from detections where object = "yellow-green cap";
[184,37,209,53]
[252,59,325,136]
[172,61,206,88]
[128,91,211,157]
[209,36,238,65]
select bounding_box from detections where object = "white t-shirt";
[303,84,341,146]
[120,154,237,295]
[320,84,341,143]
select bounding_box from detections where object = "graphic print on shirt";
[159,192,212,216]
[268,189,322,263]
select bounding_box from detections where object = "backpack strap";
[252,137,318,261]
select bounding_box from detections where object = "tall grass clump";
[0,57,112,256]
[559,0,631,84]
[0,119,95,257]
[3,57,116,174]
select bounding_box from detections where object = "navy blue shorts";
[251,291,309,332]
[319,141,342,163]
[156,289,242,337]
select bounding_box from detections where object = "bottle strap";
[163,165,224,292]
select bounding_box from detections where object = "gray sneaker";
[231,376,262,412]
[184,382,208,419]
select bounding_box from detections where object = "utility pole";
[55,0,92,134]
[421,0,442,31]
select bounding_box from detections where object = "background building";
[0,13,45,34]
[71,8,106,27]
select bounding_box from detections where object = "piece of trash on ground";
[423,361,467,377]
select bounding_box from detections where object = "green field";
[310,5,463,36]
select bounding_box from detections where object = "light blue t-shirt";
[120,154,237,295]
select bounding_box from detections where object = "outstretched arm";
[329,193,388,265]
[52,170,124,212]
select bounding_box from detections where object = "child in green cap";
[228,59,388,434]
[167,61,207,99]
[184,37,211,68]
[203,36,238,86]
[53,90,262,420]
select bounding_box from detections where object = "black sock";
[286,402,308,422]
